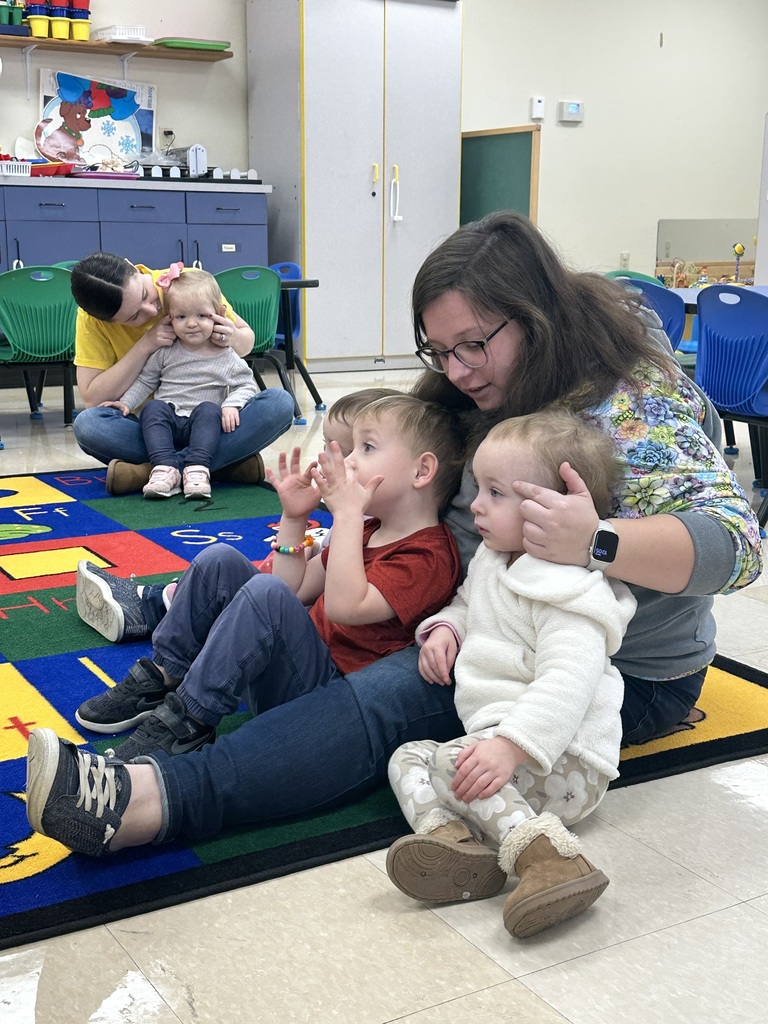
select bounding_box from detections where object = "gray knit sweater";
[120,343,260,417]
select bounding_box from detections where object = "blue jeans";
[151,545,341,726]
[73,388,294,470]
[621,668,706,744]
[141,399,222,471]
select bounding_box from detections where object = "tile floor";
[2,369,768,1024]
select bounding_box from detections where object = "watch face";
[593,529,619,563]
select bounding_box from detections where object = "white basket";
[0,161,32,177]
[92,24,149,43]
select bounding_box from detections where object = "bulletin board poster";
[36,69,156,166]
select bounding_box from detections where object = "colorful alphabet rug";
[1,468,767,951]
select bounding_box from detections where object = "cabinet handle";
[216,207,240,212]
[192,240,202,269]
[130,204,157,210]
[13,238,23,269]
[179,239,185,263]
[389,165,403,223]
[372,163,379,184]
[38,202,66,208]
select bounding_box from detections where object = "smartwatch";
[587,520,619,571]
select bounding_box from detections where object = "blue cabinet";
[186,192,268,273]
[5,186,100,267]
[99,189,187,268]
[0,183,271,271]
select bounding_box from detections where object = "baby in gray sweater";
[101,269,259,500]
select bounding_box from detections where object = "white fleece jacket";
[417,548,637,780]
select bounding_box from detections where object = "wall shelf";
[0,36,233,62]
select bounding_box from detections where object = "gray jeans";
[388,731,610,850]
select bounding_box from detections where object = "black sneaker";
[112,692,216,760]
[76,560,151,643]
[75,657,170,733]
[26,729,131,857]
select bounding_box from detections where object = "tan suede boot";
[106,460,152,496]
[212,454,265,486]
[386,818,507,904]
[498,813,609,938]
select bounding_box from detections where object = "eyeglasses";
[415,320,509,373]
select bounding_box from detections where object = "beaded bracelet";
[270,536,315,555]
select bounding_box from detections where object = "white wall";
[0,0,250,169]
[461,0,768,273]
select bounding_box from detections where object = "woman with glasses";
[24,213,762,854]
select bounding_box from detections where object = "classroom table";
[673,285,768,313]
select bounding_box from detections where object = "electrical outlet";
[620,251,630,269]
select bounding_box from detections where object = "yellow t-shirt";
[74,264,236,370]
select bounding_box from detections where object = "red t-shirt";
[310,519,461,675]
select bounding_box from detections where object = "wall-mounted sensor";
[558,100,584,123]
[530,96,545,120]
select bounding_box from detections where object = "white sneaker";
[183,465,212,500]
[143,465,182,499]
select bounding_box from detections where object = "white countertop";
[0,176,272,193]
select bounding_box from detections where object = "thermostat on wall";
[558,100,584,123]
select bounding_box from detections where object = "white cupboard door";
[303,0,385,361]
[382,0,462,358]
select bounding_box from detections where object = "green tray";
[152,37,231,50]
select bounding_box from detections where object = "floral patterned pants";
[388,731,610,851]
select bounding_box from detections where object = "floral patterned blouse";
[585,360,762,594]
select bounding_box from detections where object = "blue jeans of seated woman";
[141,399,222,472]
[141,551,706,843]
[73,387,293,469]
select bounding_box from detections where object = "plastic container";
[25,3,47,13]
[0,160,32,177]
[27,14,49,36]
[9,1,23,24]
[49,16,70,39]
[68,7,89,18]
[0,6,9,28]
[49,5,69,15]
[70,0,91,8]
[92,24,148,43]
[70,17,89,39]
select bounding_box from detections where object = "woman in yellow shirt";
[70,251,294,493]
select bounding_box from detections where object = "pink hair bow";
[156,262,184,290]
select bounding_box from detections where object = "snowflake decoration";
[101,121,116,137]
[118,135,138,157]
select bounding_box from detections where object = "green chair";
[214,266,306,424]
[605,269,664,285]
[0,266,78,426]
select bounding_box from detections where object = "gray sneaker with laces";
[26,729,132,857]
[76,560,150,643]
[76,657,170,733]
[112,692,216,760]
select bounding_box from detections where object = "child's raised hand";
[418,626,457,685]
[452,736,525,803]
[264,447,320,520]
[311,441,381,516]
[98,400,131,416]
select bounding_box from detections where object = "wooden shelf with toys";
[0,35,233,62]
[655,258,755,289]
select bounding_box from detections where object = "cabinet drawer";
[98,189,186,223]
[186,192,267,225]
[10,186,99,221]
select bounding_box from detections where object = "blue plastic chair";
[696,284,768,529]
[619,277,686,351]
[269,261,302,347]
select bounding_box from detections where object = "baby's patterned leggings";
[388,731,610,850]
